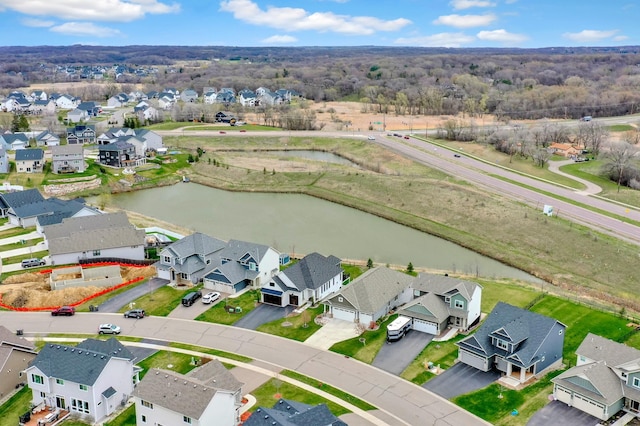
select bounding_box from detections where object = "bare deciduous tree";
[602,142,639,192]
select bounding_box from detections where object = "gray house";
[244,399,346,426]
[552,333,640,421]
[51,144,86,174]
[260,252,343,307]
[156,232,227,285]
[0,325,37,401]
[457,302,566,384]
[323,266,415,326]
[0,148,9,173]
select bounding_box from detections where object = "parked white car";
[202,292,221,304]
[98,323,121,335]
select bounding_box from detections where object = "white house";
[260,252,343,307]
[133,359,244,426]
[25,338,138,424]
[323,266,415,325]
[43,211,146,265]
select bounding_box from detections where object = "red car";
[404,136,410,139]
[239,129,246,132]
[51,306,75,316]
[219,131,226,134]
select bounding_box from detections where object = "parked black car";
[124,309,145,318]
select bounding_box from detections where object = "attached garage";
[413,318,438,335]
[573,394,605,419]
[332,307,356,322]
[261,288,284,307]
[554,385,573,405]
[459,349,489,371]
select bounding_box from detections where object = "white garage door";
[413,318,438,335]
[554,386,572,405]
[332,307,356,322]
[459,349,488,371]
[573,394,605,419]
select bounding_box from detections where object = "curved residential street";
[547,159,602,195]
[0,311,490,426]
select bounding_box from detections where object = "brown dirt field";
[0,265,156,309]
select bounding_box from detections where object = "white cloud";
[261,34,297,44]
[477,29,527,43]
[613,35,629,41]
[21,17,54,27]
[219,0,411,35]
[0,0,180,22]
[563,30,619,43]
[395,32,475,48]
[50,22,122,37]
[433,14,496,28]
[450,0,496,10]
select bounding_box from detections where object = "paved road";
[233,303,293,329]
[424,362,500,399]
[372,331,433,375]
[0,312,490,426]
[548,159,602,195]
[98,277,169,312]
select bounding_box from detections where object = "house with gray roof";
[323,266,415,326]
[34,130,60,147]
[0,133,29,150]
[133,359,244,426]
[552,333,640,421]
[457,302,566,384]
[244,398,346,426]
[0,188,44,221]
[15,149,44,174]
[51,144,85,174]
[25,338,138,423]
[0,325,37,400]
[260,252,343,307]
[180,88,199,102]
[98,140,137,168]
[203,239,280,294]
[66,107,89,123]
[66,124,96,144]
[157,232,227,285]
[43,211,146,265]
[395,274,482,336]
[0,147,8,173]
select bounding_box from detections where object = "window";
[71,398,90,414]
[56,378,64,385]
[79,384,88,391]
[141,415,146,423]
[93,250,100,256]
[141,400,153,409]
[633,377,640,388]
[454,300,465,309]
[183,416,192,424]
[31,374,44,385]
[163,256,171,264]
[495,339,508,350]
[179,272,188,280]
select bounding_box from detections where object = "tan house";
[548,142,581,158]
[0,325,37,400]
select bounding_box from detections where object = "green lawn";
[0,387,31,425]
[342,263,364,282]
[250,378,350,416]
[476,278,542,312]
[401,334,466,385]
[2,250,49,265]
[195,290,259,325]
[104,404,136,426]
[0,237,43,253]
[454,370,562,426]
[256,306,323,341]
[125,285,201,316]
[329,315,395,363]
[281,370,377,411]
[0,226,37,239]
[136,350,203,379]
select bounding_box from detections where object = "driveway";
[168,294,226,320]
[98,277,169,313]
[233,304,293,330]
[304,318,360,350]
[424,362,500,399]
[527,400,600,426]
[372,331,433,375]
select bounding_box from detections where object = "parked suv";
[182,291,202,307]
[124,309,145,318]
[21,258,45,268]
[202,292,220,304]
[51,306,75,316]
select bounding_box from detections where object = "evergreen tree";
[367,258,374,269]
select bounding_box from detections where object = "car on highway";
[403,136,410,139]
[124,309,145,318]
[219,131,226,134]
[202,292,221,304]
[240,129,247,132]
[454,154,461,158]
[98,323,121,335]
[367,136,376,140]
[51,306,75,316]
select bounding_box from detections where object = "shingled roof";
[132,359,243,420]
[244,398,347,426]
[272,252,342,292]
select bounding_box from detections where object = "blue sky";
[0,0,636,48]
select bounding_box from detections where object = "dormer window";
[454,300,465,309]
[495,339,508,351]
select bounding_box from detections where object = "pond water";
[105,183,541,282]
